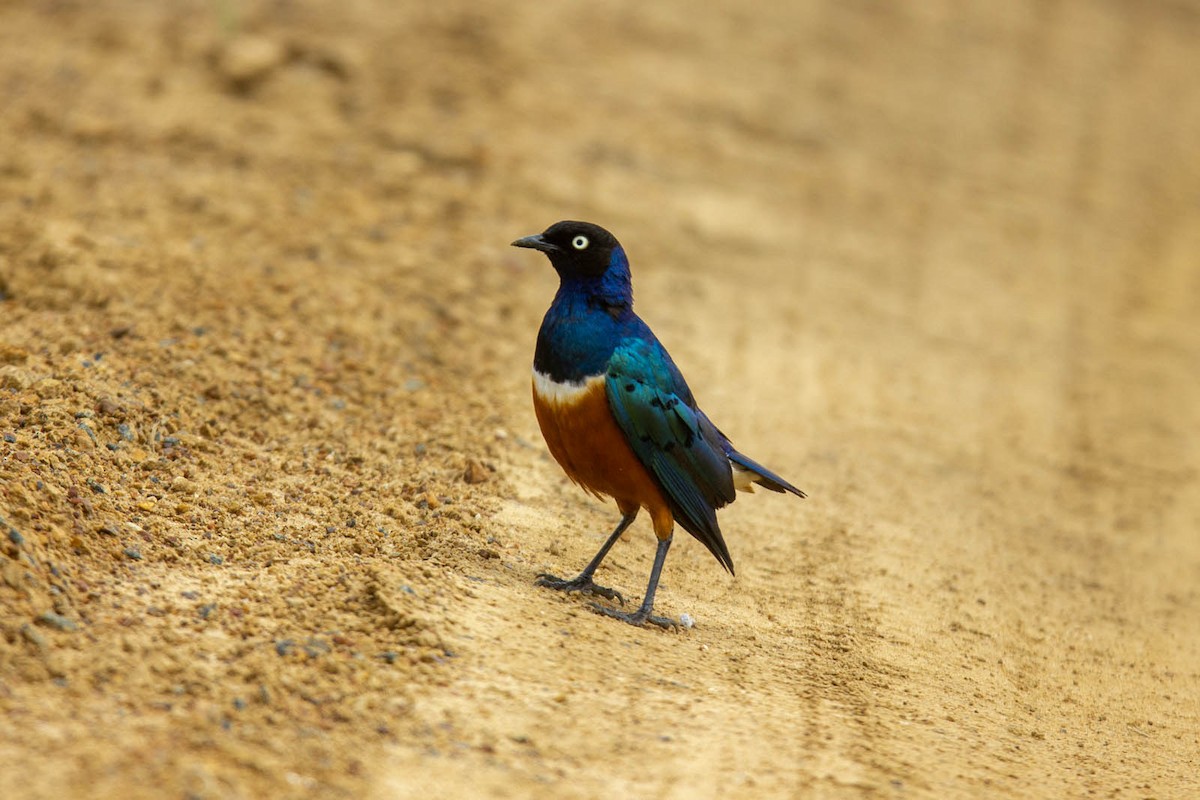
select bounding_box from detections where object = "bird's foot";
[589,602,679,631]
[535,573,625,605]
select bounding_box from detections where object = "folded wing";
[605,340,738,573]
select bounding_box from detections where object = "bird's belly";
[532,370,673,533]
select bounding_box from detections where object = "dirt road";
[2,2,1198,797]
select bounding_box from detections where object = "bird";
[512,220,805,629]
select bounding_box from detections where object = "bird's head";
[511,220,621,281]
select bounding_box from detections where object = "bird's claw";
[589,602,679,631]
[535,573,625,605]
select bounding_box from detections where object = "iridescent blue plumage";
[515,220,805,628]
[532,245,637,382]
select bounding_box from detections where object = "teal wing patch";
[605,342,737,573]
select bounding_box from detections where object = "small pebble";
[3,433,15,443]
[36,612,78,632]
[217,35,286,91]
[464,460,490,484]
[124,547,143,561]
[208,554,224,565]
[21,624,47,648]
[0,366,32,390]
[8,528,23,546]
[679,613,695,629]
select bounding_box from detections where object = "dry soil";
[1,2,1198,798]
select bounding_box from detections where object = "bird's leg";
[536,511,637,605]
[591,535,678,630]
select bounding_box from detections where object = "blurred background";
[1,2,1197,798]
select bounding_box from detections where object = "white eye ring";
[571,235,589,250]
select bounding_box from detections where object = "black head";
[511,220,620,279]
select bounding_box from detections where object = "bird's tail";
[728,450,807,498]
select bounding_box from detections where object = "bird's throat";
[532,369,606,408]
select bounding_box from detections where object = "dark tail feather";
[728,451,807,498]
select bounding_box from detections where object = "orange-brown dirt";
[2,2,1198,798]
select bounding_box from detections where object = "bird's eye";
[571,235,589,250]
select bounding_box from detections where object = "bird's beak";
[511,234,559,253]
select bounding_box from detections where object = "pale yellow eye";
[572,235,589,250]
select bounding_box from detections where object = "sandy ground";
[1,1,1199,797]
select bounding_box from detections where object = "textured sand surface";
[1,2,1198,797]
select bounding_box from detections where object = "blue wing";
[604,336,738,573]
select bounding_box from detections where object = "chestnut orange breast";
[532,371,675,538]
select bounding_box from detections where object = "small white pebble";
[679,613,694,629]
